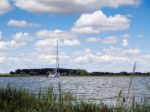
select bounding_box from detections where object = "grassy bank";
[0,74,31,77]
[0,74,49,77]
[0,85,150,112]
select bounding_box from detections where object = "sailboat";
[48,40,60,78]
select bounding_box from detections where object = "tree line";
[10,68,150,76]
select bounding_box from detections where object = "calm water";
[0,76,150,104]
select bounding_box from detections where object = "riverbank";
[0,74,31,77]
[0,74,47,77]
[1,74,150,77]
[0,86,150,112]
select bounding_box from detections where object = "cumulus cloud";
[74,53,94,64]
[13,32,33,42]
[71,10,130,34]
[1,45,150,72]
[86,36,120,44]
[14,0,140,14]
[73,50,127,64]
[36,29,76,39]
[0,0,11,15]
[0,50,70,73]
[63,39,81,46]
[35,39,57,49]
[35,29,81,51]
[102,47,141,56]
[8,20,40,27]
[121,38,128,47]
[35,38,80,52]
[86,34,130,46]
[75,47,141,63]
[71,47,150,72]
[0,32,32,50]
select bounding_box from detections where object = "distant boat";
[48,40,60,78]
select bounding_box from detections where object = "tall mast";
[57,40,59,69]
[56,40,59,73]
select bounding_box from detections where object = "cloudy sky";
[0,0,150,73]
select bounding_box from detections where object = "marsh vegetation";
[0,84,150,112]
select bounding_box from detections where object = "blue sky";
[0,0,150,73]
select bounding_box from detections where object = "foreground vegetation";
[0,85,150,112]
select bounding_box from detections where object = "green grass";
[0,74,31,77]
[0,85,150,112]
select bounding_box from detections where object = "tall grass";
[0,84,150,112]
[127,63,136,98]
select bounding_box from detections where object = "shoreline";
[1,74,150,77]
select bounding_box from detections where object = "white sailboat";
[48,40,60,78]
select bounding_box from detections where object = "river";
[0,76,150,104]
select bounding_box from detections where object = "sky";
[0,0,150,73]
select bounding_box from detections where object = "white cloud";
[77,47,136,63]
[121,38,128,47]
[8,20,40,27]
[35,29,80,52]
[70,47,150,72]
[14,32,33,42]
[86,36,119,44]
[71,10,130,34]
[0,0,11,15]
[0,51,70,72]
[34,30,81,67]
[71,27,99,34]
[74,53,95,64]
[74,51,129,64]
[0,41,24,50]
[14,0,140,14]
[86,34,130,46]
[63,39,80,46]
[36,29,76,39]
[1,45,150,72]
[102,47,141,56]
[35,38,80,52]
[35,39,57,48]
[0,32,32,50]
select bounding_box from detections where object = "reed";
[127,63,136,99]
[0,84,150,112]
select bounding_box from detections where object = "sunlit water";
[0,76,150,104]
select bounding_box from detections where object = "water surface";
[0,76,150,104]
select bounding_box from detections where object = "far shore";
[1,74,150,77]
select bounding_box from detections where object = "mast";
[56,40,59,74]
